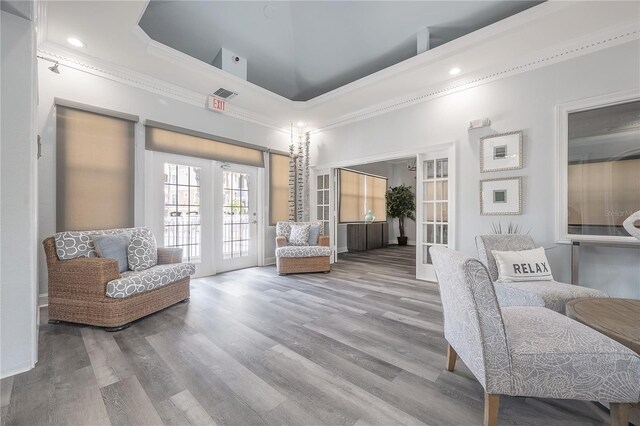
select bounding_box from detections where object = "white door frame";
[146,152,265,277]
[215,163,261,273]
[312,168,337,263]
[416,142,457,282]
[146,151,214,277]
[312,143,456,278]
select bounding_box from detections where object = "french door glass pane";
[421,157,449,265]
[316,174,330,236]
[223,171,251,259]
[164,163,201,262]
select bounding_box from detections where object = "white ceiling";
[138,1,542,101]
[38,1,640,132]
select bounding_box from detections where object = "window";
[56,105,135,231]
[164,163,201,262]
[269,153,290,225]
[338,169,387,223]
[566,99,640,238]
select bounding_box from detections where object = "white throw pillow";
[289,224,311,246]
[491,247,553,282]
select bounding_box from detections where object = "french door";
[147,152,260,276]
[313,168,337,263]
[416,145,456,281]
[215,164,259,272]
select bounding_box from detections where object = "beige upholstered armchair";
[430,246,640,426]
[275,221,331,275]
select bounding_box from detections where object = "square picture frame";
[480,177,522,215]
[480,130,523,172]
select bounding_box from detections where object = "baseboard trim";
[265,257,276,266]
[38,293,48,307]
[337,246,348,254]
[388,240,417,246]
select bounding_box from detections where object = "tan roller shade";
[339,169,387,223]
[339,169,366,223]
[269,153,290,225]
[145,124,264,168]
[56,106,135,231]
[367,175,388,222]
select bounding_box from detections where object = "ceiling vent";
[213,88,238,100]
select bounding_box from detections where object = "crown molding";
[310,25,640,133]
[37,45,292,134]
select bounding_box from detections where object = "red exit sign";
[207,96,226,113]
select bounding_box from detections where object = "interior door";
[416,145,455,281]
[216,164,259,272]
[313,168,337,263]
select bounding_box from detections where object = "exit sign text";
[207,96,226,113]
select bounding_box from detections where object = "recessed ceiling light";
[67,37,85,48]
[297,121,305,127]
[449,67,461,76]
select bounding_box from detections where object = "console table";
[571,239,640,285]
[346,223,389,251]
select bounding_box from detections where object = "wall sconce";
[469,118,491,130]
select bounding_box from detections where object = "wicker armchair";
[275,221,331,275]
[43,237,191,331]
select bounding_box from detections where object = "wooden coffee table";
[566,298,640,354]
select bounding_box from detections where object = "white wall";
[1,11,38,378]
[37,61,291,295]
[313,41,640,298]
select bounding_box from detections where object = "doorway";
[216,164,259,272]
[147,152,261,276]
[313,143,455,281]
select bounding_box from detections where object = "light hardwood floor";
[1,246,611,425]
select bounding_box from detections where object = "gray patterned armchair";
[475,234,607,313]
[430,246,640,426]
[275,221,331,275]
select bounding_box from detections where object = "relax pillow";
[491,247,553,282]
[289,224,311,246]
[127,235,158,271]
[93,232,131,273]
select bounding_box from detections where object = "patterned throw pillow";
[289,224,311,246]
[127,235,158,271]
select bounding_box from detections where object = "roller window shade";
[339,169,387,223]
[145,125,264,167]
[368,175,388,222]
[269,153,290,225]
[56,106,135,231]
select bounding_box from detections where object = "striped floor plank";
[1,246,611,425]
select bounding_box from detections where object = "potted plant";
[385,184,416,246]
